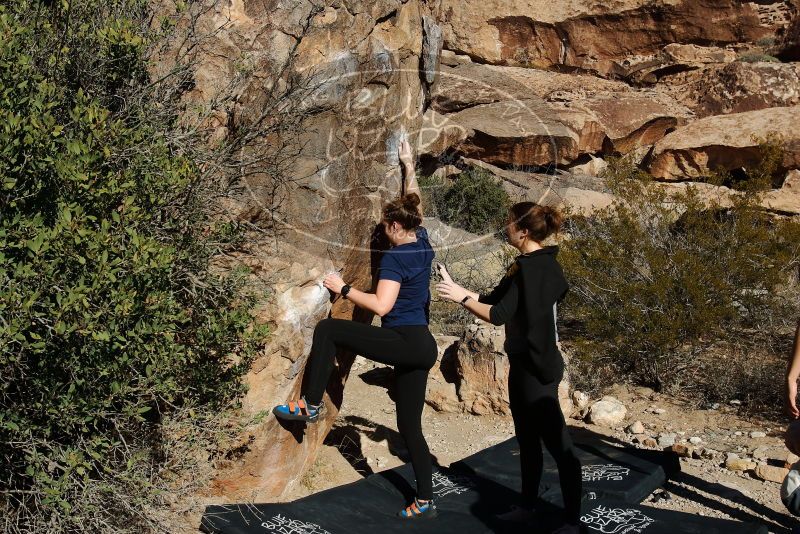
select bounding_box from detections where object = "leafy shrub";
[707,133,785,192]
[756,36,777,47]
[0,1,265,532]
[737,52,781,63]
[420,167,511,235]
[559,157,800,410]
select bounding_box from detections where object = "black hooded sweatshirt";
[478,246,569,384]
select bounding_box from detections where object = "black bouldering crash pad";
[451,437,672,505]
[577,502,768,534]
[201,480,399,534]
[201,439,767,534]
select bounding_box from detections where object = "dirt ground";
[285,356,799,534]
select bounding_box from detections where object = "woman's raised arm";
[399,139,422,216]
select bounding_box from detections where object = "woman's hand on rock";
[398,138,413,168]
[323,272,346,294]
[436,280,468,303]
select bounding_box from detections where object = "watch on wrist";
[341,284,352,299]
[460,295,471,306]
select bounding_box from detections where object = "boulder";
[180,0,433,502]
[572,93,689,154]
[754,463,789,484]
[447,93,688,168]
[432,63,628,114]
[626,421,646,435]
[640,437,658,448]
[659,180,800,216]
[426,323,572,417]
[621,43,738,85]
[662,43,737,66]
[425,63,690,167]
[726,457,757,472]
[461,158,616,215]
[570,156,608,177]
[587,396,627,427]
[661,62,800,118]
[418,109,472,157]
[648,106,800,180]
[452,324,511,416]
[440,49,473,67]
[447,97,588,167]
[784,169,800,191]
[671,444,694,458]
[434,0,767,75]
[761,187,800,215]
[657,433,677,448]
[572,390,591,412]
[425,335,462,412]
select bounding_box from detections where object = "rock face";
[441,93,687,168]
[435,0,767,75]
[424,62,690,168]
[648,106,800,180]
[426,324,573,417]
[662,43,738,66]
[662,62,800,118]
[422,15,444,85]
[431,63,628,113]
[180,0,432,502]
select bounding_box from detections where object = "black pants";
[303,318,438,500]
[508,353,582,524]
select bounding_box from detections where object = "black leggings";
[303,318,438,500]
[508,354,582,523]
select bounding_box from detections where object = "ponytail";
[509,202,562,242]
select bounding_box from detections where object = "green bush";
[0,2,265,532]
[737,52,781,63]
[756,36,777,47]
[560,157,800,410]
[707,133,784,192]
[420,167,511,235]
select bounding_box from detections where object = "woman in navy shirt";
[274,141,438,519]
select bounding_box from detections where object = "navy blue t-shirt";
[377,227,434,328]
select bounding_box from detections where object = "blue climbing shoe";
[272,397,323,422]
[398,498,437,519]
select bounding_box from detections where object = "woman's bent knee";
[313,317,337,337]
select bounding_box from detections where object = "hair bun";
[543,206,563,232]
[402,192,421,209]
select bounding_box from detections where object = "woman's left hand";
[436,280,468,303]
[399,139,414,168]
[323,273,346,294]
